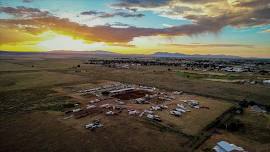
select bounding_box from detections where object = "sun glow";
[36,31,107,51]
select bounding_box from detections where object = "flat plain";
[0,57,270,152]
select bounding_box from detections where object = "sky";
[0,0,270,58]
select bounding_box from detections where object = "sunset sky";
[0,0,270,57]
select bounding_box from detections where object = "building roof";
[217,141,235,152]
[214,141,244,152]
[109,87,135,93]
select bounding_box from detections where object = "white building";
[213,141,245,152]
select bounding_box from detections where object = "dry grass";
[197,130,270,152]
[0,71,87,91]
[0,58,269,152]
[75,65,270,105]
[156,94,232,135]
[0,111,189,152]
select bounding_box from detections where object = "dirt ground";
[0,112,189,152]
[112,90,151,100]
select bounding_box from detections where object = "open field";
[1,58,269,106]
[197,109,270,152]
[75,65,270,106]
[0,71,87,91]
[176,70,270,80]
[197,130,270,152]
[233,109,270,144]
[156,95,232,135]
[1,0,270,151]
[0,57,269,152]
[0,112,189,152]
[0,59,83,71]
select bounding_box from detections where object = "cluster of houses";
[86,58,269,75]
[222,66,245,72]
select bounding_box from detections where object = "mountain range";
[0,50,242,59]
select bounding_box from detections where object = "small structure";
[173,91,183,95]
[146,114,161,122]
[100,104,110,108]
[250,105,266,113]
[108,87,135,96]
[72,108,82,113]
[128,109,139,115]
[159,104,168,109]
[175,108,186,113]
[263,80,270,85]
[151,105,162,111]
[213,141,245,152]
[106,110,116,115]
[89,99,100,104]
[86,105,96,109]
[170,110,181,117]
[177,104,187,110]
[187,100,200,108]
[134,97,149,104]
[85,120,103,130]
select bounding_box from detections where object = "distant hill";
[0,50,122,58]
[151,52,187,58]
[0,50,242,59]
[0,51,43,56]
[151,52,241,59]
[48,50,120,55]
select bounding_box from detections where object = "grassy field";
[156,95,232,135]
[197,109,270,152]
[0,58,269,152]
[233,109,270,144]
[176,71,242,80]
[0,88,77,115]
[0,71,87,91]
[75,65,270,106]
[0,59,83,71]
[1,59,269,106]
[0,111,190,152]
[197,130,270,152]
[0,59,191,152]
